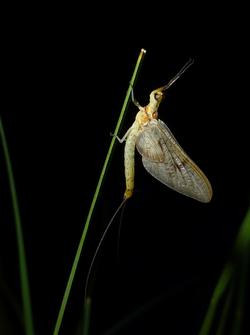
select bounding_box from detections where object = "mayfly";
[114,58,212,203]
[85,59,212,300]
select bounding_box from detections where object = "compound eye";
[154,93,160,100]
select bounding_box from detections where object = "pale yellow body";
[118,108,154,199]
[115,104,157,199]
[123,126,138,199]
[116,63,212,202]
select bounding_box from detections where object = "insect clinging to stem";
[113,58,212,203]
[85,58,212,301]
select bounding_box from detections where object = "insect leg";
[110,133,124,143]
[110,126,132,143]
[129,81,142,109]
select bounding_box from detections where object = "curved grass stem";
[53,49,146,335]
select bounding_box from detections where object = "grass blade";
[0,115,35,335]
[199,204,250,335]
[82,298,91,335]
[53,49,146,335]
[230,241,249,335]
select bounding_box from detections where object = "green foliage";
[0,116,35,335]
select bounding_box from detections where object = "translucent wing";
[136,119,212,202]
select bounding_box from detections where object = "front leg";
[129,81,142,109]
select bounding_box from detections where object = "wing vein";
[136,119,212,202]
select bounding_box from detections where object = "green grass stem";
[82,298,91,335]
[53,49,146,335]
[199,204,250,335]
[0,115,35,335]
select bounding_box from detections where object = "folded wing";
[136,119,212,203]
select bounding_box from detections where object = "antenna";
[157,59,194,92]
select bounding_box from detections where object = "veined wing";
[136,119,212,202]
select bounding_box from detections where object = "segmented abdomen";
[124,128,139,199]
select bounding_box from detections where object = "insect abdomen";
[124,129,138,199]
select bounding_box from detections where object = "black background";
[1,4,250,335]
